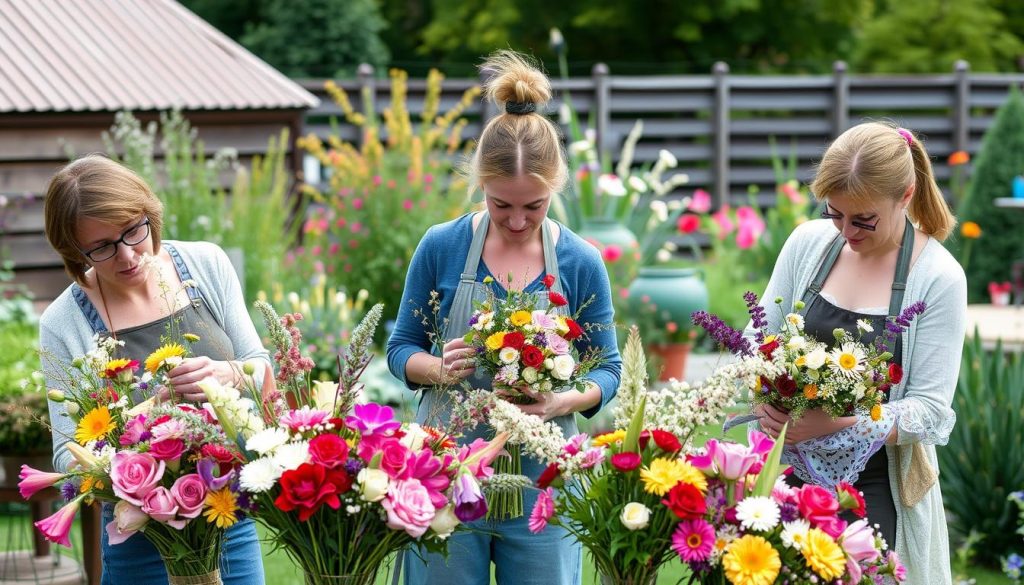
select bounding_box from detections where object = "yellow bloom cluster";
[640,458,707,496]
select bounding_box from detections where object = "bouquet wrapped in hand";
[463,273,604,399]
[22,336,245,585]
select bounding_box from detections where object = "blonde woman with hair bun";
[387,50,621,585]
[752,122,966,584]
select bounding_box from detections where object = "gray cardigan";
[40,240,270,473]
[753,219,965,585]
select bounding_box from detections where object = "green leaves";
[752,423,787,498]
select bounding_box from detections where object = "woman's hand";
[160,357,240,403]
[438,338,477,385]
[512,388,567,422]
[756,403,857,445]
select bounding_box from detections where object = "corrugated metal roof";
[0,0,319,113]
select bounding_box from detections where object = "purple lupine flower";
[61,481,78,502]
[692,311,753,356]
[744,291,768,343]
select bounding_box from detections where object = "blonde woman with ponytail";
[753,122,965,584]
[387,50,621,585]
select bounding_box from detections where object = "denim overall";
[403,213,583,585]
[72,244,264,585]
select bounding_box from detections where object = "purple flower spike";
[692,311,753,357]
[345,402,401,435]
[743,291,768,342]
[197,458,234,491]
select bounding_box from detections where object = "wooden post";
[832,60,849,138]
[712,61,730,209]
[953,60,970,154]
[592,63,611,154]
[357,63,376,146]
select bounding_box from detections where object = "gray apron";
[416,212,580,445]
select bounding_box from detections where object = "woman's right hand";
[438,338,477,384]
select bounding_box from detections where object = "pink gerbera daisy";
[280,406,330,432]
[528,488,555,534]
[672,518,715,563]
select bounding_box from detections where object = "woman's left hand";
[758,404,856,445]
[510,388,566,422]
[161,357,239,403]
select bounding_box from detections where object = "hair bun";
[480,50,551,112]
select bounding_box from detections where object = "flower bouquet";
[693,292,926,422]
[524,329,906,585]
[22,336,245,585]
[213,301,503,585]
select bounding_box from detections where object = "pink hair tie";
[897,128,914,147]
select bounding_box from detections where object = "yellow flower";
[803,384,819,400]
[75,407,116,445]
[591,429,626,448]
[145,343,186,374]
[870,403,883,421]
[801,528,846,580]
[101,359,134,379]
[640,458,706,496]
[485,332,506,351]
[80,476,104,493]
[510,311,533,327]
[723,535,781,585]
[795,355,807,367]
[961,221,981,239]
[203,488,239,528]
[183,333,201,343]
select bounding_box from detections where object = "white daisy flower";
[499,347,519,365]
[786,336,807,351]
[272,441,310,472]
[239,457,282,493]
[857,319,874,333]
[785,313,805,331]
[780,519,811,550]
[245,427,291,456]
[735,496,781,532]
[827,342,867,379]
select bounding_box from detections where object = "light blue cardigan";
[751,219,966,585]
[39,240,270,474]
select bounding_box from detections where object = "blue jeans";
[403,456,582,585]
[100,505,265,585]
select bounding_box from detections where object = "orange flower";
[948,150,970,166]
[803,384,819,400]
[961,221,982,239]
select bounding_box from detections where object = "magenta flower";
[602,244,623,263]
[171,473,208,519]
[452,473,487,522]
[18,465,65,500]
[671,518,715,563]
[149,438,185,462]
[688,189,712,213]
[35,495,84,547]
[346,403,401,435]
[687,440,717,475]
[563,433,588,456]
[407,449,451,509]
[887,551,908,582]
[579,448,605,470]
[119,414,150,446]
[610,452,642,472]
[110,452,165,506]
[528,488,555,534]
[712,441,759,481]
[711,206,735,237]
[457,438,501,478]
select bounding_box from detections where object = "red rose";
[309,434,349,469]
[796,484,840,528]
[548,291,568,307]
[888,363,903,385]
[542,274,556,289]
[537,462,561,489]
[651,430,682,453]
[677,214,700,234]
[149,439,185,461]
[502,331,526,350]
[521,345,545,368]
[200,443,237,464]
[662,482,706,520]
[275,463,351,521]
[775,374,798,398]
[610,452,642,472]
[836,481,866,518]
[563,318,584,341]
[759,338,780,359]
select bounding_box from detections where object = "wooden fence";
[299,60,1024,206]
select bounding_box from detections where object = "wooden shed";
[0,0,318,305]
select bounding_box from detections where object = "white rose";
[551,354,575,381]
[540,380,553,392]
[357,468,390,503]
[312,380,340,413]
[522,367,539,384]
[620,502,650,530]
[543,358,554,370]
[429,504,461,539]
[804,348,827,370]
[499,347,519,365]
[399,423,430,451]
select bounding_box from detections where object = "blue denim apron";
[404,213,583,585]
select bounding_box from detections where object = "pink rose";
[106,500,149,545]
[796,484,844,535]
[149,438,185,461]
[379,441,412,480]
[142,486,186,528]
[545,333,570,356]
[111,452,165,506]
[381,479,435,538]
[171,474,207,519]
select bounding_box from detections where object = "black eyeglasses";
[820,210,880,232]
[80,218,151,262]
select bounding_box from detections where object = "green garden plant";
[938,333,1024,566]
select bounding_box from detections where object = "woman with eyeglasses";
[38,154,268,585]
[750,122,966,584]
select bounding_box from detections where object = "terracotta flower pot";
[648,342,692,381]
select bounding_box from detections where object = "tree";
[853,0,1023,73]
[240,0,390,78]
[956,87,1024,302]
